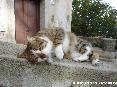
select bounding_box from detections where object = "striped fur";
[35,27,65,47]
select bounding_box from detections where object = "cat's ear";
[27,36,35,42]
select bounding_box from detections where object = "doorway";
[15,0,40,44]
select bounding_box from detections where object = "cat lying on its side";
[18,27,100,65]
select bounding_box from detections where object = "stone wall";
[0,0,15,43]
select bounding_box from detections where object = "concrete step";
[0,41,117,87]
[93,47,117,59]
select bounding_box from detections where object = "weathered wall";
[0,0,72,43]
[44,0,72,31]
[40,0,46,30]
[0,0,15,43]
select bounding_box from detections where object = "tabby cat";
[18,27,100,65]
[18,27,65,63]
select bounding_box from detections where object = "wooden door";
[15,0,40,44]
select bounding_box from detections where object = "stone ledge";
[0,54,117,72]
[93,47,117,59]
[0,41,117,87]
[0,54,117,87]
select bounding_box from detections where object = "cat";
[18,27,65,63]
[18,27,100,65]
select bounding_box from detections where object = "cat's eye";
[33,48,38,51]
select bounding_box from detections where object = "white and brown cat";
[18,27,100,65]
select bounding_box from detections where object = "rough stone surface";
[0,41,117,87]
[0,41,25,56]
[93,47,117,59]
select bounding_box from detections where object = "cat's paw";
[92,59,100,66]
[72,57,79,62]
[55,45,64,60]
[56,52,64,60]
[73,55,89,62]
[78,55,89,61]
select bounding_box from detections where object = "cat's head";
[27,36,51,61]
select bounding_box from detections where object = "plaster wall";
[44,0,72,31]
[40,0,46,30]
[0,0,15,43]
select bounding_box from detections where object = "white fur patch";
[79,46,92,61]
[62,32,70,53]
[39,36,53,55]
[55,44,64,60]
[86,46,92,54]
[40,36,53,63]
[77,54,89,61]
[72,51,82,61]
[73,46,92,61]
